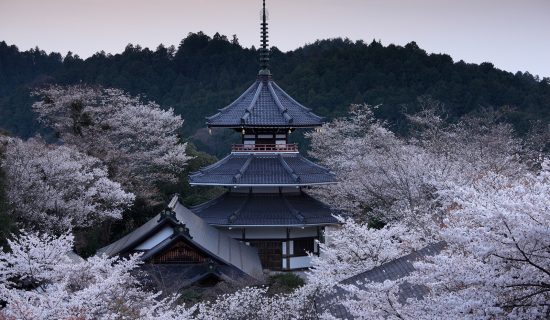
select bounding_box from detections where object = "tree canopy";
[1,34,549,155]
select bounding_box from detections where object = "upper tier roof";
[189,152,336,187]
[206,78,324,128]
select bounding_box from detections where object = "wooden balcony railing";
[232,143,299,152]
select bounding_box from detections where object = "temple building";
[98,0,338,285]
[97,195,263,290]
[188,0,339,271]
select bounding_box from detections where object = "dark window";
[293,238,314,256]
[248,240,282,270]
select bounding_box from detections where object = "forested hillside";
[1,32,550,154]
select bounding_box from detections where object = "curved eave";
[189,182,338,187]
[188,152,337,186]
[210,222,341,228]
[205,79,325,128]
[205,123,324,129]
[190,191,340,227]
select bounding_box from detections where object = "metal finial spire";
[259,0,271,76]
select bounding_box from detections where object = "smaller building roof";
[189,153,336,187]
[97,195,263,280]
[206,79,324,128]
[315,242,446,319]
[190,191,339,227]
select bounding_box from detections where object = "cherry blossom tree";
[309,218,424,286]
[0,137,134,232]
[405,163,550,319]
[0,231,195,319]
[308,104,531,227]
[334,165,550,319]
[32,85,191,203]
[306,105,549,319]
[2,100,545,318]
[307,105,450,233]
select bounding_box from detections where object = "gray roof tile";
[206,79,324,128]
[315,242,446,319]
[189,153,336,186]
[190,191,340,227]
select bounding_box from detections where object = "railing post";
[231,143,298,152]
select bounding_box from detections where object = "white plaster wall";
[289,227,318,238]
[244,227,287,239]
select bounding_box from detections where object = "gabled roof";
[315,242,446,319]
[206,79,324,128]
[97,196,263,280]
[189,153,336,187]
[190,191,340,227]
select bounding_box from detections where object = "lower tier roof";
[189,153,336,187]
[190,191,339,227]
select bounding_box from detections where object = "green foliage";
[178,288,203,305]
[168,142,225,207]
[1,35,549,152]
[74,142,225,255]
[0,141,15,245]
[267,273,305,295]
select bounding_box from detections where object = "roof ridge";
[278,154,300,183]
[270,81,324,121]
[341,241,447,285]
[207,81,258,121]
[267,81,293,124]
[228,193,251,224]
[282,195,305,223]
[241,81,264,124]
[233,154,254,183]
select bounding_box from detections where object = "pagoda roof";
[189,153,336,187]
[206,78,324,128]
[315,242,446,318]
[190,191,339,227]
[97,195,263,280]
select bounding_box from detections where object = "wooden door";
[248,240,282,270]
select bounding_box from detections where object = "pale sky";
[0,0,549,78]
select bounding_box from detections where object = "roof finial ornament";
[259,0,271,77]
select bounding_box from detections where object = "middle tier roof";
[189,153,337,187]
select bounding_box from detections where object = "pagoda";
[189,0,339,271]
